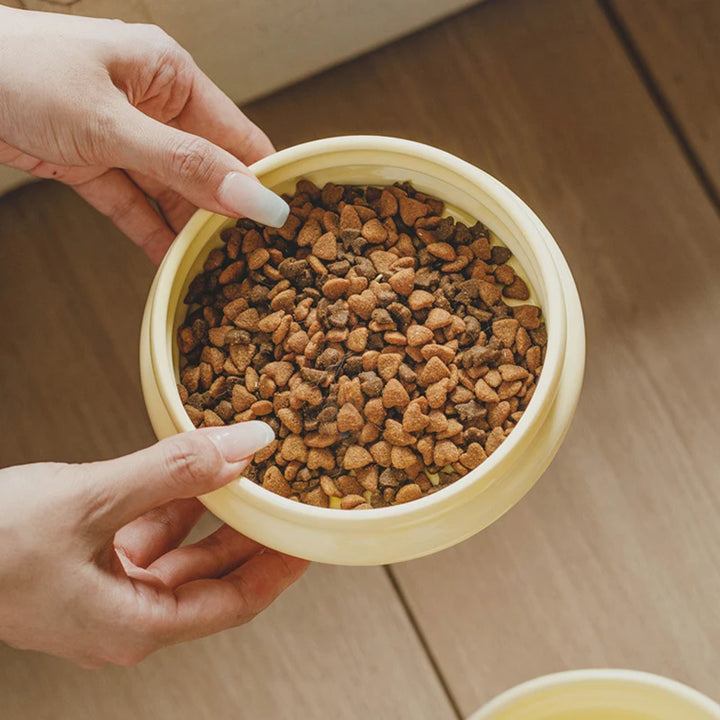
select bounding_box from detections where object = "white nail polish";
[207,421,276,462]
[217,172,290,228]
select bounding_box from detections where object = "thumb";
[108,105,289,228]
[84,422,275,533]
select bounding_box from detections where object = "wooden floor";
[2,0,719,717]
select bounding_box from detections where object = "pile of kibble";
[176,180,546,509]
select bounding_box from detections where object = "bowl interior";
[152,137,567,519]
[471,670,720,720]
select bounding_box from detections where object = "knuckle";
[109,645,151,667]
[162,433,223,492]
[169,137,216,184]
[136,23,177,51]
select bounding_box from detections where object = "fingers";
[147,523,263,589]
[113,498,205,569]
[71,168,175,264]
[82,422,275,534]
[107,103,288,227]
[172,68,275,165]
[128,171,196,233]
[165,551,309,644]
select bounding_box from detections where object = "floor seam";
[599,0,720,215]
[384,566,465,719]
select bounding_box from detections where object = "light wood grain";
[244,0,720,712]
[3,0,720,715]
[611,0,720,196]
[1,560,456,719]
[0,183,456,719]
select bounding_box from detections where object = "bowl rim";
[469,668,720,719]
[148,135,570,526]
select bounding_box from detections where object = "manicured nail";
[207,421,275,462]
[217,172,290,228]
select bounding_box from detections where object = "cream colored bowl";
[139,136,585,565]
[470,669,720,719]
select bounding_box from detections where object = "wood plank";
[611,0,720,197]
[0,183,456,720]
[1,559,456,719]
[243,0,720,712]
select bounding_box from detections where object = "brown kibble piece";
[418,356,451,385]
[307,448,336,471]
[426,380,448,409]
[499,364,529,381]
[340,205,362,240]
[364,398,387,425]
[516,327,531,356]
[337,403,365,432]
[264,361,295,387]
[420,344,456,364]
[488,401,511,427]
[312,232,338,261]
[478,281,502,306]
[234,308,260,332]
[402,400,430,433]
[526,345,542,374]
[369,440,392,467]
[514,304,541,329]
[247,247,270,270]
[281,435,308,463]
[362,218,388,244]
[492,318,519,347]
[434,440,461,467]
[356,465,379,491]
[425,308,452,329]
[377,353,402,380]
[485,427,505,455]
[277,407,303,434]
[459,442,487,469]
[232,384,256,412]
[391,446,417,470]
[322,277,350,299]
[346,327,368,352]
[263,466,292,498]
[343,445,373,469]
[341,494,366,510]
[320,475,342,498]
[389,268,415,296]
[297,219,322,247]
[383,419,415,446]
[348,289,376,319]
[399,196,428,226]
[305,487,330,508]
[407,290,435,311]
[503,276,530,300]
[426,242,456,261]
[203,409,224,427]
[383,378,411,409]
[395,483,423,503]
[251,400,273,416]
[379,189,398,217]
[407,325,434,346]
[475,378,500,403]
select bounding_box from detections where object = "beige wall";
[0,0,480,195]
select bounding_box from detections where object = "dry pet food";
[176,180,546,509]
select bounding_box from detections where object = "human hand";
[0,6,289,264]
[0,422,308,668]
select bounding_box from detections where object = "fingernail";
[217,172,290,228]
[206,421,275,462]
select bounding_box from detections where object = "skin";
[0,7,308,667]
[0,6,282,263]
